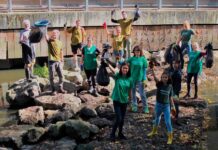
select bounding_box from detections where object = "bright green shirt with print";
[111,73,132,104]
[127,56,148,83]
[82,45,98,70]
[187,51,201,74]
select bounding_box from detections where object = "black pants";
[174,92,179,119]
[187,73,198,96]
[84,68,97,88]
[111,101,127,136]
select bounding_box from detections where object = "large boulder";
[79,106,98,119]
[21,138,77,150]
[88,117,113,128]
[47,121,65,139]
[6,79,41,108]
[64,119,99,141]
[18,106,45,125]
[0,125,32,149]
[78,92,107,107]
[63,80,82,95]
[63,70,83,84]
[35,93,82,115]
[95,103,115,120]
[23,127,46,143]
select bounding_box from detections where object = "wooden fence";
[0,25,218,59]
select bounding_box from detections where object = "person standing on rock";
[104,25,125,67]
[81,36,100,97]
[177,20,199,69]
[183,42,206,99]
[111,7,140,59]
[45,29,67,95]
[107,61,132,142]
[64,19,86,71]
[127,45,149,113]
[147,69,176,145]
[19,19,37,82]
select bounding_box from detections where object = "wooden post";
[85,0,88,11]
[8,0,12,12]
[48,0,52,12]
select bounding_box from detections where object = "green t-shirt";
[181,29,194,44]
[156,82,173,104]
[187,51,201,74]
[127,56,148,83]
[82,45,99,70]
[111,73,132,104]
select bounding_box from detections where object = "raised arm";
[81,27,86,43]
[111,9,119,23]
[151,68,159,83]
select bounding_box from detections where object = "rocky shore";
[0,65,209,150]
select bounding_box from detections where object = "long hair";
[183,20,191,30]
[119,62,131,77]
[132,45,144,57]
[157,71,172,87]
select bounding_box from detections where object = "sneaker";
[118,133,127,140]
[143,106,149,114]
[88,86,93,93]
[183,94,190,99]
[51,90,57,96]
[192,94,198,99]
[58,88,67,94]
[131,105,138,112]
[92,89,98,97]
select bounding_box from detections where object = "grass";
[34,64,49,78]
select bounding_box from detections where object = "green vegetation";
[34,64,49,78]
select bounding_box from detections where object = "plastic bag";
[97,63,110,86]
[29,26,44,43]
[204,42,214,68]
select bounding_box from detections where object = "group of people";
[19,8,208,145]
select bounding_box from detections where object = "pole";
[48,0,52,12]
[120,0,123,9]
[8,0,12,12]
[158,0,162,9]
[195,0,199,10]
[85,0,88,11]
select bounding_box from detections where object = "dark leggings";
[84,68,97,88]
[187,73,198,96]
[111,101,127,135]
[174,93,179,119]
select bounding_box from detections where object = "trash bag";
[164,43,181,64]
[29,26,44,43]
[97,63,110,86]
[204,42,214,68]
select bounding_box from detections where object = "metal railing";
[0,0,217,12]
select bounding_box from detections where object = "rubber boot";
[30,65,37,79]
[25,68,31,82]
[167,132,173,145]
[147,126,158,137]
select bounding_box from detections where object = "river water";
[0,57,218,148]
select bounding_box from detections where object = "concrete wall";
[0,10,218,29]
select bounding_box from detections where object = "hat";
[34,19,50,27]
[103,43,112,49]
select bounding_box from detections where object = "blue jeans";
[180,43,192,69]
[132,81,147,109]
[154,102,172,132]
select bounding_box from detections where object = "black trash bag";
[29,26,44,43]
[204,42,214,68]
[164,43,181,64]
[97,63,110,86]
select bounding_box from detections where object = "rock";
[18,106,44,125]
[23,127,45,143]
[63,70,83,84]
[79,106,97,119]
[44,110,59,121]
[0,147,13,150]
[63,80,82,95]
[6,79,41,108]
[64,119,99,141]
[95,103,114,120]
[78,93,107,107]
[35,93,82,115]
[21,138,77,150]
[178,99,207,108]
[88,117,113,128]
[44,109,74,125]
[47,121,65,139]
[76,143,94,150]
[36,77,50,91]
[0,125,32,149]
